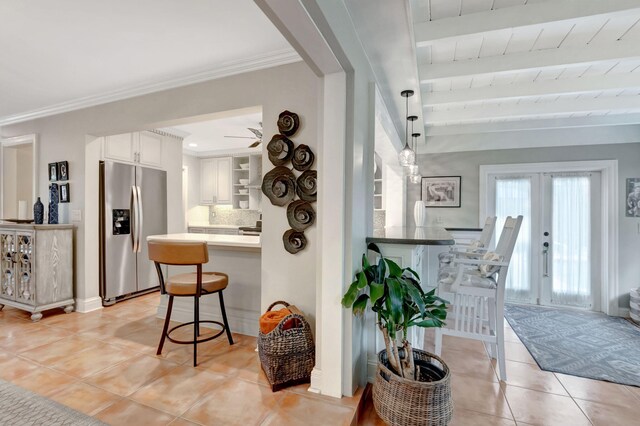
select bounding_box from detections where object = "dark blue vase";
[33,197,44,224]
[48,184,59,225]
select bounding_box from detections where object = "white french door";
[486,171,601,310]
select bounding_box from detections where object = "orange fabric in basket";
[260,308,291,334]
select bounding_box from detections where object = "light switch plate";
[71,209,82,222]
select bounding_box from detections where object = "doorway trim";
[479,160,619,316]
[0,134,39,217]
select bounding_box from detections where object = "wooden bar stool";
[148,241,234,366]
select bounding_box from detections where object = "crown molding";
[0,48,301,127]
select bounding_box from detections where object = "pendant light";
[398,90,416,167]
[409,132,422,184]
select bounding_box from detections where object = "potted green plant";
[342,243,453,426]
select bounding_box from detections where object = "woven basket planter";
[374,348,453,426]
[258,301,315,391]
[630,288,640,325]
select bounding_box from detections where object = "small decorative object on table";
[258,301,315,391]
[413,200,425,226]
[33,197,44,224]
[48,184,59,224]
[343,243,453,426]
[422,176,461,208]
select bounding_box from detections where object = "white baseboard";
[156,303,259,337]
[308,368,322,394]
[75,297,103,313]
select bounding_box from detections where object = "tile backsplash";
[208,205,260,226]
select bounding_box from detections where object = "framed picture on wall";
[421,176,461,208]
[58,161,69,181]
[48,163,58,181]
[60,183,70,203]
[626,178,640,217]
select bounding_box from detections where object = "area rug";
[504,304,640,387]
[0,379,106,425]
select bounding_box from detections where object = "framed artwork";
[421,176,461,208]
[48,163,59,182]
[58,161,69,181]
[60,183,70,203]
[626,178,640,217]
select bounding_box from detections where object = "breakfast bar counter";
[147,233,261,336]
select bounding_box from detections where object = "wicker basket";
[374,348,453,426]
[258,301,315,391]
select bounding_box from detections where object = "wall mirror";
[1,134,38,221]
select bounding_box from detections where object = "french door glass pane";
[551,176,591,307]
[495,178,532,302]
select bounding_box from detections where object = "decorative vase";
[48,184,59,225]
[33,198,44,224]
[413,200,425,227]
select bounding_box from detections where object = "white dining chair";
[434,215,523,381]
[438,216,497,270]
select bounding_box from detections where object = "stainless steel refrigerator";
[99,161,167,305]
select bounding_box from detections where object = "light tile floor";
[2,294,639,426]
[359,324,640,426]
[0,293,361,426]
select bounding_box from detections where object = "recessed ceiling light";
[188,143,198,148]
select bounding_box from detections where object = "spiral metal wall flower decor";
[283,229,307,254]
[267,135,294,166]
[277,110,300,137]
[261,110,318,254]
[286,200,315,232]
[262,166,297,207]
[296,170,317,202]
[291,144,315,171]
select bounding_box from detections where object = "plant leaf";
[410,318,443,328]
[367,242,381,254]
[387,277,404,325]
[352,294,370,316]
[362,253,370,270]
[376,258,386,283]
[403,278,426,317]
[405,267,421,280]
[369,282,384,305]
[341,280,360,308]
[356,271,368,289]
[385,258,403,277]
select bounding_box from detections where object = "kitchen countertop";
[187,223,241,229]
[367,226,455,246]
[147,233,261,249]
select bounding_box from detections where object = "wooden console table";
[0,223,74,321]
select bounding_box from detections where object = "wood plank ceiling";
[410,0,640,134]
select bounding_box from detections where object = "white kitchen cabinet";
[104,131,164,168]
[199,157,232,205]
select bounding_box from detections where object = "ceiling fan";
[224,122,262,148]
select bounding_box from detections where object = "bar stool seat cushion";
[166,272,228,295]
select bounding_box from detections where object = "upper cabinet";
[199,157,232,205]
[104,131,164,168]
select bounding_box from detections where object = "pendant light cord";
[405,95,409,148]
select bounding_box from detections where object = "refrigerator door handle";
[136,185,143,253]
[131,185,139,252]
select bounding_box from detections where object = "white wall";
[0,61,320,328]
[182,153,209,224]
[408,141,640,310]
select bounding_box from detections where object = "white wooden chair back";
[493,215,523,262]
[477,216,497,248]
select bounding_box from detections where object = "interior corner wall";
[408,141,640,309]
[0,61,320,325]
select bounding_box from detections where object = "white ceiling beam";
[425,114,640,136]
[425,96,640,125]
[420,39,640,83]
[415,0,640,47]
[423,73,640,107]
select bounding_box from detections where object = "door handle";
[136,186,143,253]
[131,186,139,252]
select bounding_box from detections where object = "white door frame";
[0,134,39,217]
[480,160,619,316]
